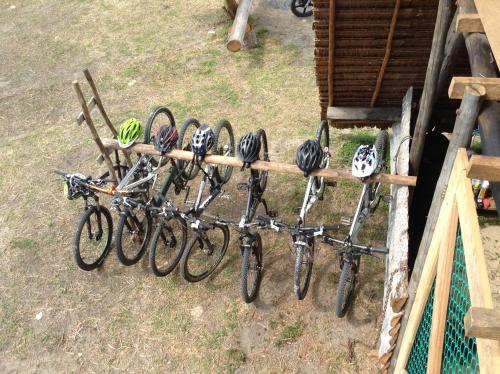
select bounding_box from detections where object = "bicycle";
[292,120,332,299]
[291,0,313,17]
[55,171,116,271]
[331,129,390,317]
[113,108,200,268]
[179,119,235,283]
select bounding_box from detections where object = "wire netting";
[405,227,479,373]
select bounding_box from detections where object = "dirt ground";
[1,1,389,372]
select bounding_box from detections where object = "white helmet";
[352,145,378,178]
[191,124,214,157]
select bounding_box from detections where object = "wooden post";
[327,0,335,109]
[227,0,253,52]
[223,0,238,19]
[73,81,117,181]
[460,0,500,216]
[427,202,458,373]
[391,85,486,372]
[464,307,500,340]
[409,0,454,177]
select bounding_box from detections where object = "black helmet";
[154,125,178,154]
[238,132,261,167]
[296,139,323,176]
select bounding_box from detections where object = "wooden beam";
[394,151,461,372]
[101,138,417,187]
[456,13,484,33]
[327,107,401,122]
[408,0,454,177]
[327,0,336,108]
[427,202,458,373]
[449,77,500,100]
[467,154,500,181]
[227,0,253,52]
[370,0,401,108]
[76,97,97,126]
[474,0,500,71]
[464,307,500,340]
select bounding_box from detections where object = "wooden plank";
[467,154,500,181]
[465,307,500,340]
[474,0,500,71]
[408,0,454,176]
[327,106,401,122]
[370,0,401,107]
[427,202,458,373]
[449,77,500,100]
[227,0,253,52]
[101,138,417,187]
[456,13,484,33]
[327,0,335,109]
[76,97,97,126]
[394,151,462,372]
[455,147,500,373]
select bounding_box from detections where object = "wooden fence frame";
[394,148,499,373]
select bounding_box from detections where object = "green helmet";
[118,118,143,148]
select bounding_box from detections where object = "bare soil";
[0,1,387,372]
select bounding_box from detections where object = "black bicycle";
[291,0,313,17]
[180,120,235,283]
[113,109,199,268]
[56,171,116,271]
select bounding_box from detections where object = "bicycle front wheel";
[73,205,113,271]
[335,260,357,318]
[213,119,235,184]
[177,118,201,180]
[144,106,175,167]
[148,215,187,276]
[314,120,330,193]
[115,208,152,266]
[294,243,314,300]
[291,0,313,17]
[256,128,269,192]
[180,223,230,282]
[240,233,263,303]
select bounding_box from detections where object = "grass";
[275,320,303,347]
[10,237,39,256]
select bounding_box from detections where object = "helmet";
[238,132,261,167]
[352,145,378,178]
[191,124,214,157]
[64,173,87,200]
[296,139,323,176]
[118,118,143,148]
[154,125,178,154]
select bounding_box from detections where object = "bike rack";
[100,138,417,187]
[72,69,132,181]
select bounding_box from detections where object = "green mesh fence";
[406,227,479,373]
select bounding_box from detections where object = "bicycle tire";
[293,243,314,300]
[72,205,112,271]
[291,0,313,17]
[144,106,175,167]
[180,223,230,283]
[213,119,235,184]
[115,208,152,266]
[335,261,356,318]
[148,215,187,276]
[240,233,263,303]
[374,130,389,172]
[177,118,201,180]
[256,128,269,192]
[314,120,330,193]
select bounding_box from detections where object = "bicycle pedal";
[237,182,249,191]
[268,210,278,218]
[325,181,337,187]
[340,216,351,226]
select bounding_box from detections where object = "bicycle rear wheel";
[144,106,175,167]
[177,118,201,180]
[73,205,112,271]
[335,260,357,318]
[180,223,230,282]
[240,233,263,303]
[148,215,187,276]
[115,207,152,266]
[256,128,269,192]
[293,242,314,300]
[291,0,313,17]
[213,119,235,184]
[314,120,330,193]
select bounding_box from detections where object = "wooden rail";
[101,138,417,187]
[467,154,500,182]
[464,307,500,340]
